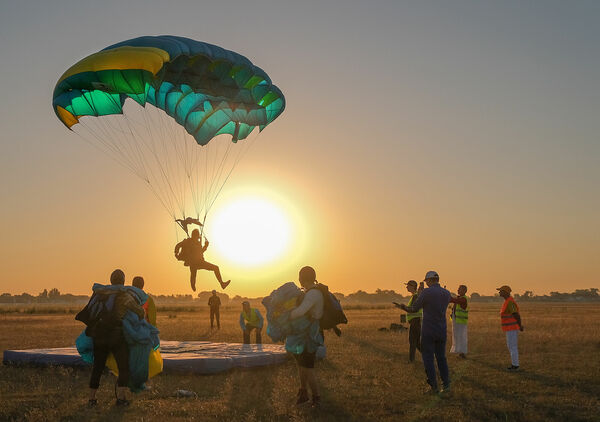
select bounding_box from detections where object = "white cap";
[423,270,439,281]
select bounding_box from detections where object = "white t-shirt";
[290,288,324,320]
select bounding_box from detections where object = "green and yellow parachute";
[52,35,285,224]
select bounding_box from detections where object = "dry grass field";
[1,303,599,421]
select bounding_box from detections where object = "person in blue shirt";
[239,301,264,344]
[401,270,460,394]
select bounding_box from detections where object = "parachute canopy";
[53,35,285,145]
[52,36,285,222]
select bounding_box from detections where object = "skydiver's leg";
[198,261,230,289]
[189,267,197,292]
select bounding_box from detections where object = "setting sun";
[208,196,293,267]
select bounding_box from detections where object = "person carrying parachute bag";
[75,269,161,407]
[286,266,347,408]
[310,282,347,338]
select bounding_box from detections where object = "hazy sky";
[1,0,598,297]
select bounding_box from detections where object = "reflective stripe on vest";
[243,308,260,327]
[407,295,422,322]
[500,297,519,331]
[453,296,469,325]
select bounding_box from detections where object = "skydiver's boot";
[190,272,197,292]
[220,280,231,290]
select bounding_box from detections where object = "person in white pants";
[450,285,469,358]
[497,285,524,371]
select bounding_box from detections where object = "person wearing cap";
[239,301,263,344]
[450,285,469,358]
[208,290,221,330]
[394,280,423,362]
[497,285,523,371]
[400,270,463,393]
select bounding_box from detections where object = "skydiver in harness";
[174,226,231,292]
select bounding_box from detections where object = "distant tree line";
[1,287,599,304]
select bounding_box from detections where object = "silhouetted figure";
[450,284,469,358]
[400,270,464,394]
[174,229,230,291]
[132,276,157,327]
[394,280,423,362]
[208,290,221,329]
[497,285,524,371]
[289,266,325,408]
[86,269,145,406]
[240,301,263,344]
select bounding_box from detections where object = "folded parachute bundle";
[262,282,312,343]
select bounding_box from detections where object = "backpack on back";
[76,290,121,337]
[313,283,348,336]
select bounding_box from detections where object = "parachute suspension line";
[74,117,176,220]
[117,105,177,215]
[120,109,180,218]
[203,139,233,214]
[205,128,259,215]
[156,103,195,218]
[125,105,185,218]
[77,116,148,184]
[114,103,178,219]
[147,111,185,217]
[93,94,149,181]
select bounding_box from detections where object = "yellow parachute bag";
[106,347,163,379]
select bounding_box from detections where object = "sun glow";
[208,196,293,267]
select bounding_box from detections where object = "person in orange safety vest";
[497,285,523,371]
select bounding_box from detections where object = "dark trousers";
[243,325,262,344]
[210,307,220,328]
[89,331,129,389]
[421,334,449,389]
[408,318,422,361]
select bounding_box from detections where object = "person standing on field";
[132,276,157,327]
[450,284,469,358]
[400,270,464,393]
[394,280,423,362]
[84,269,146,406]
[240,301,263,344]
[497,285,523,371]
[208,290,221,329]
[288,266,325,408]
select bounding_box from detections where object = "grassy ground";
[1,303,599,421]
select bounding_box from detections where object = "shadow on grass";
[342,333,402,360]
[469,356,600,399]
[459,373,576,421]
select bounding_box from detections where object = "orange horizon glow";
[1,2,599,299]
